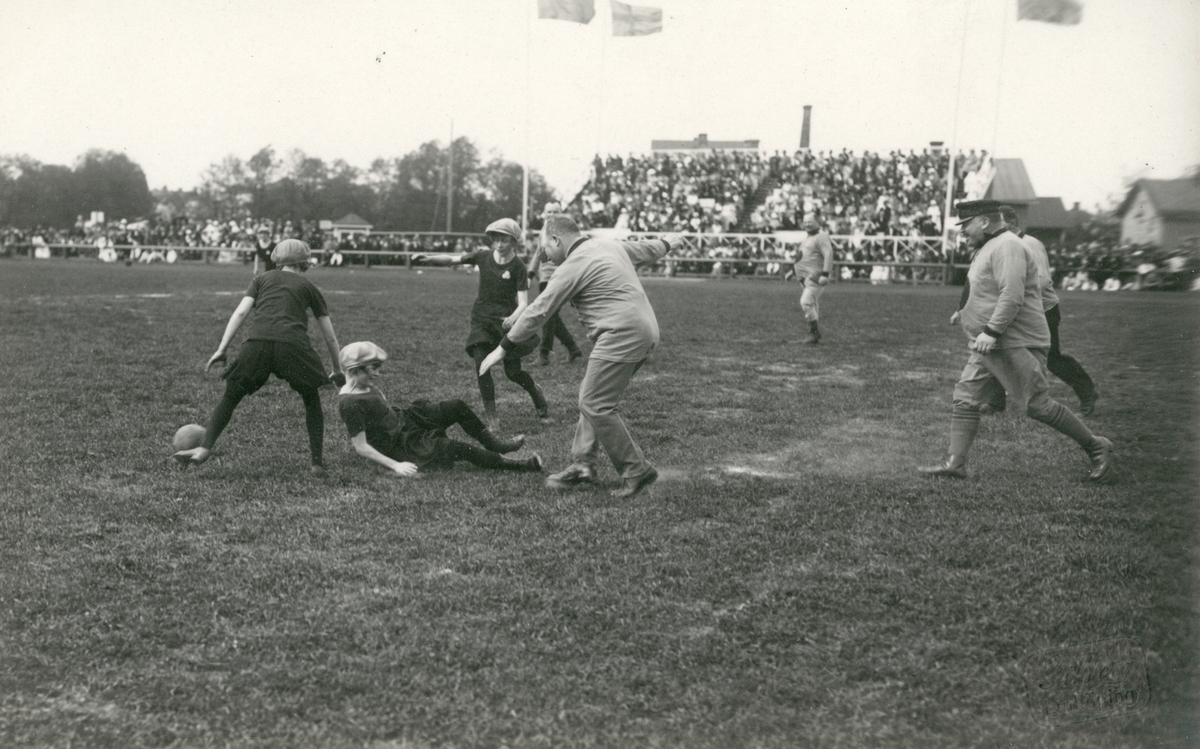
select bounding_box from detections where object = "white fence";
[3,231,967,283]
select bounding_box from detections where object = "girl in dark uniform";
[419,218,548,428]
[336,341,542,476]
[173,239,342,475]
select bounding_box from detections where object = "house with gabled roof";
[1117,176,1200,251]
[328,212,373,238]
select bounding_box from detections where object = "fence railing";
[3,234,965,281]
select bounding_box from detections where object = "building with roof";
[327,212,373,238]
[650,133,759,151]
[972,159,1088,243]
[1117,176,1200,251]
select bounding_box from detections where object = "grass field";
[0,260,1196,748]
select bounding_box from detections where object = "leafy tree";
[198,155,248,219]
[73,150,153,221]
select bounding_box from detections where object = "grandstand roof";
[982,159,1038,203]
[651,133,759,151]
[1117,177,1200,221]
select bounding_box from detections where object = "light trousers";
[571,357,652,479]
[800,279,825,322]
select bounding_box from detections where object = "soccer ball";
[172,423,206,452]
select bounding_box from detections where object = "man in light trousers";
[479,214,681,498]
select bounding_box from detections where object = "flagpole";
[992,0,1010,157]
[939,0,974,259]
[447,117,454,233]
[522,0,532,238]
[596,7,607,166]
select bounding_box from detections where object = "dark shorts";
[465,317,540,360]
[223,340,330,394]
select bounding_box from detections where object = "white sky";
[2,0,1197,212]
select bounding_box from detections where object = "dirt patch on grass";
[722,417,912,478]
[891,369,940,381]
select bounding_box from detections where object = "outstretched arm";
[207,296,255,371]
[350,432,418,476]
[622,234,683,267]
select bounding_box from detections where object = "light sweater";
[960,230,1050,349]
[507,237,671,362]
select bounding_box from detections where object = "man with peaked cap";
[919,200,1113,481]
[949,204,1100,416]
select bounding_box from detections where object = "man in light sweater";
[920,200,1112,480]
[479,214,682,498]
[949,206,1100,416]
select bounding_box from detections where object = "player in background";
[415,218,549,429]
[527,202,584,366]
[920,200,1112,481]
[336,341,542,476]
[173,239,343,476]
[794,213,835,344]
[252,224,277,274]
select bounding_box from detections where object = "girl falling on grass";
[336,341,543,477]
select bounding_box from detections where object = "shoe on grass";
[917,457,967,479]
[545,463,595,489]
[611,466,659,498]
[1086,436,1113,481]
[173,446,211,468]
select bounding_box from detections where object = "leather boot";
[1085,437,1113,481]
[501,454,543,472]
[918,455,968,479]
[480,430,525,454]
[804,321,821,344]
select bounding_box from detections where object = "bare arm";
[316,315,343,381]
[413,251,469,266]
[350,431,418,476]
[207,296,255,371]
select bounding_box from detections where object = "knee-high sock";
[471,349,496,404]
[300,388,324,464]
[504,359,545,407]
[1030,399,1097,449]
[443,399,489,442]
[949,403,981,456]
[441,440,503,469]
[202,386,246,450]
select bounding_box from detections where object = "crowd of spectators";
[3,147,1192,289]
[573,151,753,234]
[0,215,487,266]
[568,147,984,239]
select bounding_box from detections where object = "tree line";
[1,139,556,233]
